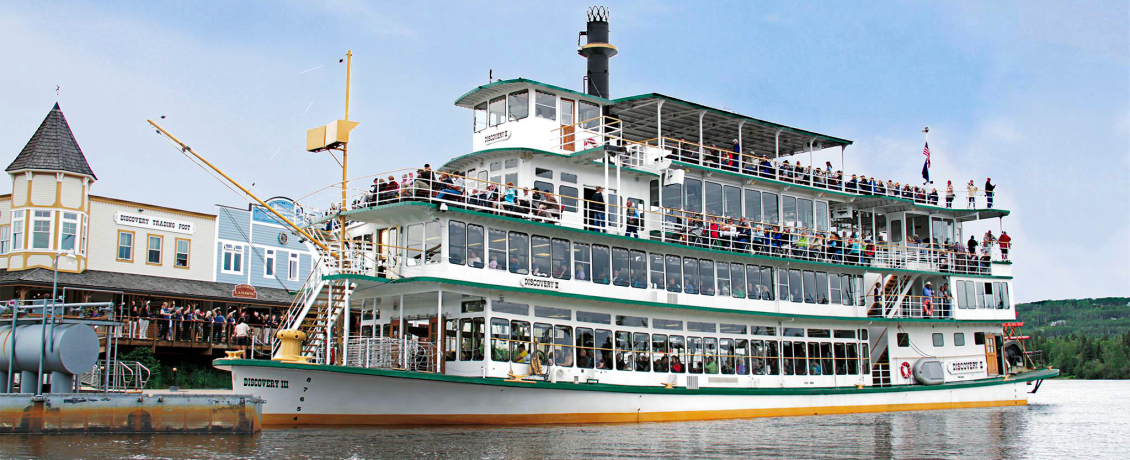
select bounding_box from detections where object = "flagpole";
[921,127,931,185]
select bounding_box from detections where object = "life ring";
[899,361,912,379]
[922,298,934,316]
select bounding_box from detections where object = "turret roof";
[6,103,97,179]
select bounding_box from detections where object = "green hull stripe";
[217,358,1057,396]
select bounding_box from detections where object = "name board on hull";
[947,360,985,374]
[519,277,559,291]
[483,130,510,144]
[115,212,195,235]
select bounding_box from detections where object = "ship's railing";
[867,294,955,319]
[345,336,437,373]
[333,171,1007,278]
[550,116,624,152]
[77,360,151,391]
[643,136,1002,209]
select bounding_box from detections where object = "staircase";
[869,274,916,318]
[868,327,892,387]
[297,280,352,361]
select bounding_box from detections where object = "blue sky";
[1,0,1126,302]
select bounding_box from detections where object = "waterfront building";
[214,198,316,292]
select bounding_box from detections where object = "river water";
[2,380,1125,459]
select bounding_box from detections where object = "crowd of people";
[117,300,283,350]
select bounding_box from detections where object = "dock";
[0,391,262,434]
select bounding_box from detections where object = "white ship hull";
[217,359,1052,425]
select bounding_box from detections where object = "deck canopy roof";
[608,94,852,160]
[454,78,610,109]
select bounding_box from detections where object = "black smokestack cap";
[579,6,617,98]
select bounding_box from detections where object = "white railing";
[345,336,437,373]
[78,360,151,392]
[550,116,624,152]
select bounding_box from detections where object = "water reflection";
[2,380,1124,459]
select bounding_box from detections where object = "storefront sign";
[519,277,559,291]
[115,212,195,234]
[483,130,510,144]
[947,360,985,374]
[232,284,258,299]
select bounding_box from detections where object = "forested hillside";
[1017,297,1130,379]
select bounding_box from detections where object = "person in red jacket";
[998,231,1012,260]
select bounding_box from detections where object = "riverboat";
[211,7,1056,425]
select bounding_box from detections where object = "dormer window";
[507,90,529,121]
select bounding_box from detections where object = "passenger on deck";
[577,348,593,368]
[945,181,955,208]
[705,357,719,374]
[670,356,684,373]
[625,201,640,238]
[591,186,606,232]
[967,180,978,208]
[984,178,996,208]
[999,231,1011,260]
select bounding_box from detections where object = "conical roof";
[6,103,96,179]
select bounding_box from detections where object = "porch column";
[774,129,783,181]
[343,288,352,365]
[697,111,706,164]
[808,138,816,186]
[399,295,406,368]
[436,291,443,372]
[737,120,746,172]
[484,296,492,376]
[840,145,847,191]
[657,100,665,150]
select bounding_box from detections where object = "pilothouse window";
[535,91,556,120]
[508,90,529,121]
[488,96,506,127]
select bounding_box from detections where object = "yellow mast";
[340,50,352,269]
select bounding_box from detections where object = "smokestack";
[578,6,617,99]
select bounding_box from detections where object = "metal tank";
[1,323,100,393]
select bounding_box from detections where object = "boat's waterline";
[218,359,1050,426]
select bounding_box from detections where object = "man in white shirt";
[234,321,252,357]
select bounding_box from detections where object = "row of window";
[118,231,190,268]
[446,220,865,305]
[896,331,986,348]
[445,315,870,377]
[955,281,1011,310]
[473,89,600,132]
[219,242,301,281]
[653,179,830,232]
[0,210,87,255]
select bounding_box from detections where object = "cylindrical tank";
[0,324,100,374]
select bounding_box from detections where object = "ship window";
[821,343,835,376]
[687,321,716,333]
[744,189,761,222]
[751,340,766,375]
[664,255,681,292]
[493,301,529,316]
[462,300,484,313]
[682,257,699,294]
[792,341,808,376]
[575,327,595,369]
[763,192,779,224]
[578,100,600,129]
[669,336,686,373]
[490,161,502,171]
[652,334,669,372]
[535,168,553,179]
[615,331,632,371]
[841,275,854,306]
[561,172,577,184]
[467,224,484,268]
[573,242,590,281]
[530,235,551,277]
[798,198,814,230]
[782,196,797,226]
[833,330,856,339]
[576,311,611,324]
[776,268,789,301]
[782,341,794,375]
[653,318,682,330]
[816,201,829,231]
[634,333,651,372]
[629,249,646,289]
[507,231,529,275]
[405,224,423,266]
[535,90,556,120]
[488,96,506,127]
[491,318,511,362]
[474,102,487,132]
[744,265,760,300]
[897,333,910,347]
[650,253,665,290]
[534,323,552,365]
[720,323,746,334]
[723,185,742,218]
[956,281,969,309]
[816,272,829,304]
[595,329,613,370]
[696,259,713,296]
[533,181,553,193]
[735,339,749,375]
[767,341,781,375]
[551,238,570,279]
[688,337,703,374]
[662,182,682,210]
[510,320,531,363]
[553,325,573,367]
[507,90,529,121]
[752,326,776,336]
[720,339,735,374]
[535,305,571,320]
[591,244,610,284]
[933,333,944,347]
[808,329,831,338]
[425,221,442,264]
[717,262,731,297]
[803,270,816,304]
[612,247,630,287]
[789,269,802,303]
[448,221,466,265]
[704,181,723,217]
[784,328,804,337]
[488,228,506,271]
[559,185,579,213]
[616,315,647,328]
[829,273,841,305]
[460,318,485,361]
[684,179,702,213]
[704,338,719,374]
[974,332,985,345]
[1000,283,1010,309]
[445,320,458,361]
[505,173,518,187]
[505,158,518,169]
[954,333,966,346]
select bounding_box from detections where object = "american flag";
[922,142,931,167]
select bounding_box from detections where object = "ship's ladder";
[869,274,917,317]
